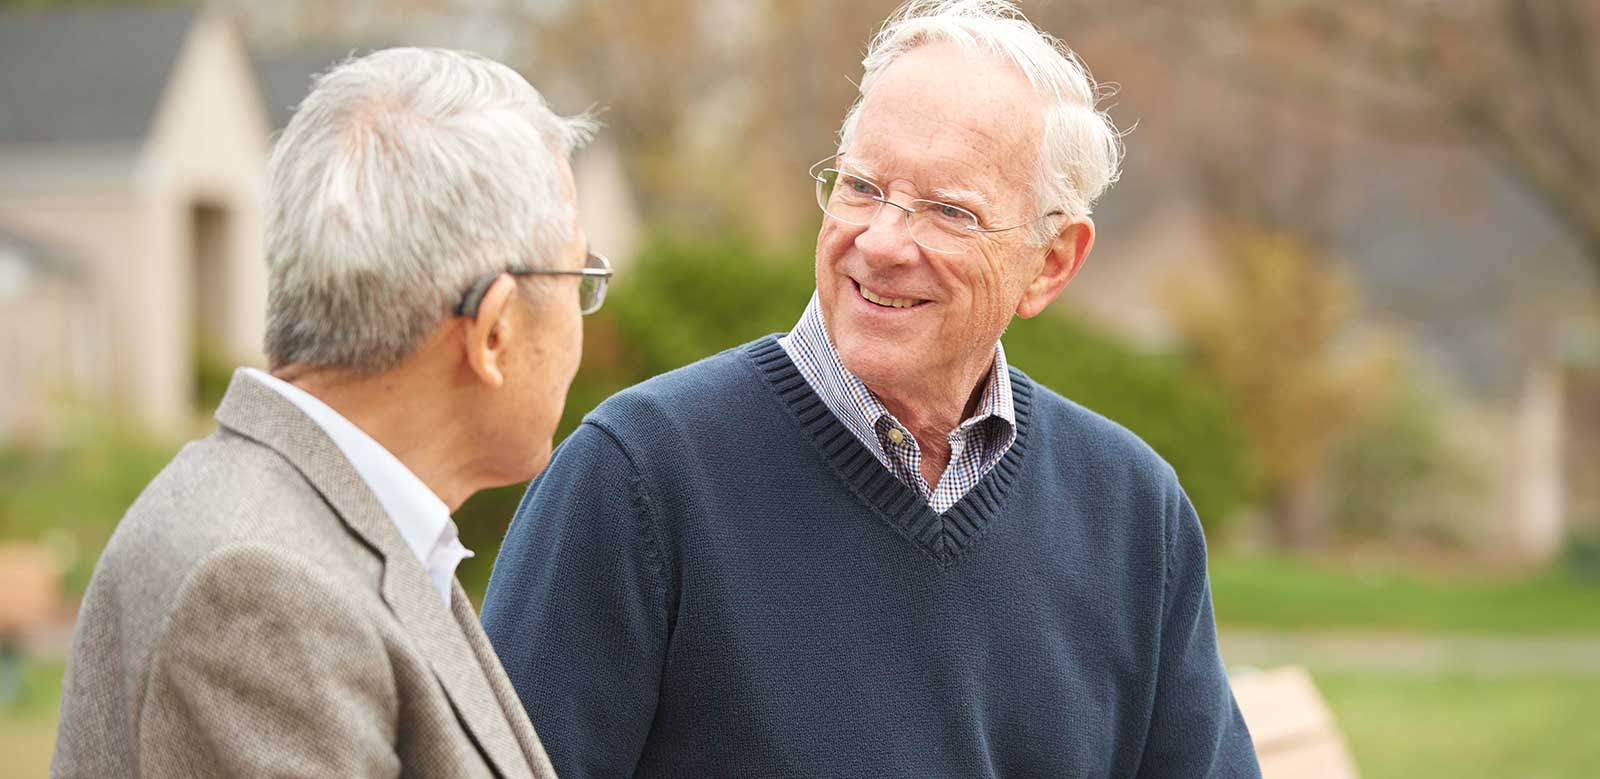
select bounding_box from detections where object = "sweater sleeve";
[481,420,671,779]
[1135,484,1262,778]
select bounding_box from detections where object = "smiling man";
[482,2,1260,776]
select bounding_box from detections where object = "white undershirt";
[246,368,472,607]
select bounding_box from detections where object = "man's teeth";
[859,285,920,309]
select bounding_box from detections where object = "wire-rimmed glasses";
[810,155,1060,254]
[454,251,613,318]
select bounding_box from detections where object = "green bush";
[1331,374,1491,547]
[456,232,1258,594]
[1002,312,1257,531]
[1564,534,1600,581]
[455,232,818,594]
[0,232,1258,601]
[0,413,179,594]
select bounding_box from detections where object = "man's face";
[816,42,1048,403]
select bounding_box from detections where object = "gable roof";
[253,43,371,131]
[0,8,198,145]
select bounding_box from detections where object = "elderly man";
[484,1,1259,776]
[53,48,607,777]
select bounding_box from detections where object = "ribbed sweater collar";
[744,335,1034,564]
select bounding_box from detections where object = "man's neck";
[868,356,995,484]
[273,361,479,512]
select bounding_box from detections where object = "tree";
[1163,227,1395,547]
[1162,0,1600,286]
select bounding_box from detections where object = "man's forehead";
[839,138,1025,207]
[866,44,1040,132]
[844,47,1041,198]
[840,148,1018,209]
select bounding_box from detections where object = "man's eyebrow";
[931,186,991,210]
[841,157,879,181]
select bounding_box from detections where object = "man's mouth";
[856,281,926,309]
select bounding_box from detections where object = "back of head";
[839,0,1124,243]
[263,47,597,372]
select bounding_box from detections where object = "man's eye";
[938,204,969,220]
[844,177,876,195]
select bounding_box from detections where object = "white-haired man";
[483,1,1260,776]
[53,48,605,778]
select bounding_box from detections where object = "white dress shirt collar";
[245,368,472,606]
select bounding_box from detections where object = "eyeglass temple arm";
[454,274,500,317]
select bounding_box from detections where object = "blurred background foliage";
[0,412,178,593]
[1163,229,1398,548]
[4,0,1600,776]
[451,230,1260,595]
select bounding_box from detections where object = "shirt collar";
[243,368,466,603]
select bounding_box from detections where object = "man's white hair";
[264,47,597,371]
[838,0,1124,245]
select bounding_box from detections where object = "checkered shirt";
[778,294,1016,513]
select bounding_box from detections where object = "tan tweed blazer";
[52,371,557,778]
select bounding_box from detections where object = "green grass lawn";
[0,714,56,779]
[1,658,62,778]
[7,657,1598,777]
[1317,671,1600,779]
[1210,553,1600,634]
[9,554,1598,777]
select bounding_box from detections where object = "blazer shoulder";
[92,427,375,626]
[107,431,321,549]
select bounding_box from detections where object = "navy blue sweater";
[483,337,1259,778]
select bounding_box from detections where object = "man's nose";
[855,199,920,266]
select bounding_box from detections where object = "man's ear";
[463,275,519,388]
[1016,217,1094,319]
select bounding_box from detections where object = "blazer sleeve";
[138,545,400,777]
[1135,485,1262,778]
[481,420,672,779]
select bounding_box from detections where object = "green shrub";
[1003,312,1258,531]
[0,413,179,594]
[0,232,1259,601]
[1331,374,1491,547]
[456,232,817,594]
[1564,534,1600,581]
[456,232,1258,594]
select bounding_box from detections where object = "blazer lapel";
[382,550,530,778]
[213,371,532,778]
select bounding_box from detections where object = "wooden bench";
[1232,665,1360,778]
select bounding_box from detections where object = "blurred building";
[0,230,99,442]
[0,6,640,437]
[0,8,270,433]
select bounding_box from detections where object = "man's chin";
[836,340,915,390]
[494,445,553,488]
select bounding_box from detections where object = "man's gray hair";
[838,0,1124,245]
[263,47,597,371]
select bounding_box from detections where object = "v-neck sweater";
[482,336,1259,779]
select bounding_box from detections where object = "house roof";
[0,8,198,145]
[252,43,374,130]
[0,5,391,147]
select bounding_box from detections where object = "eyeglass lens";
[814,167,978,253]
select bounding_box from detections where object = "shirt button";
[886,428,906,445]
